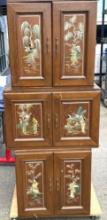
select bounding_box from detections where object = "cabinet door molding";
[8,3,52,87]
[4,92,52,149]
[53,90,100,147]
[54,150,91,215]
[16,151,54,217]
[53,1,97,86]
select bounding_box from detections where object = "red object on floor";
[0,149,15,163]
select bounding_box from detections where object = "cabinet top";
[4,84,100,93]
[8,0,97,2]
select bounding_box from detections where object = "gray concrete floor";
[0,103,107,220]
[92,103,107,220]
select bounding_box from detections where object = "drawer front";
[16,151,53,217]
[4,92,52,149]
[54,150,91,215]
[8,3,52,87]
[53,90,100,147]
[53,1,97,86]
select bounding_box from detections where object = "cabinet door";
[8,3,52,87]
[53,1,96,86]
[4,92,52,149]
[53,90,100,147]
[16,151,53,217]
[54,151,91,215]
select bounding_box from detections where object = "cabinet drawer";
[54,150,91,215]
[4,91,52,149]
[16,151,54,217]
[53,89,100,147]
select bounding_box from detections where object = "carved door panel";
[8,3,52,87]
[53,90,100,147]
[54,150,91,215]
[4,92,52,149]
[53,1,96,86]
[16,151,53,217]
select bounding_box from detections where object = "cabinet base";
[10,183,101,219]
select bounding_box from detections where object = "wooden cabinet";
[4,87,100,150]
[53,1,96,86]
[16,150,91,217]
[8,3,52,87]
[4,91,52,148]
[5,0,100,218]
[7,0,96,87]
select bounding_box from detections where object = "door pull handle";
[46,37,50,54]
[56,177,60,191]
[55,38,59,55]
[49,177,53,192]
[55,113,59,128]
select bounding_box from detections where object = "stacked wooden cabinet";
[4,0,100,218]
